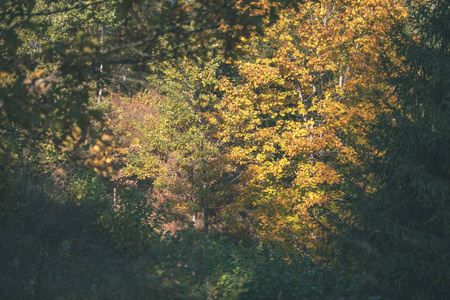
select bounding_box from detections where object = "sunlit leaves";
[217,0,407,249]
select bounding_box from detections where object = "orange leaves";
[216,0,408,249]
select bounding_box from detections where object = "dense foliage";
[1,0,449,299]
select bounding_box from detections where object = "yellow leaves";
[59,126,121,177]
[129,136,140,145]
[85,138,118,177]
[100,133,114,143]
[72,125,82,140]
[61,126,82,152]
[21,69,46,87]
[30,69,44,79]
[92,145,101,154]
[214,0,409,249]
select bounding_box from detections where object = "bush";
[146,229,369,299]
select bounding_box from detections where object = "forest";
[1,0,449,299]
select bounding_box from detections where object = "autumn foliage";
[2,0,449,298]
[215,0,407,248]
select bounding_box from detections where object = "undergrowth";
[0,168,372,299]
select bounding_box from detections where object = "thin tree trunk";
[203,184,208,234]
[204,199,208,235]
[97,24,104,104]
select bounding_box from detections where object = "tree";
[0,0,303,169]
[108,54,242,234]
[344,0,450,298]
[215,0,407,251]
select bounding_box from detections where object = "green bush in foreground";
[0,168,370,299]
[145,229,374,299]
